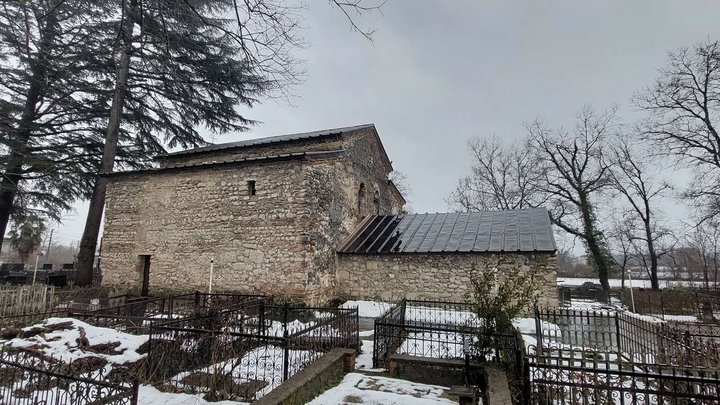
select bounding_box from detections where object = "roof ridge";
[162,124,375,158]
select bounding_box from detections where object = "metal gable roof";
[337,208,556,254]
[161,124,375,158]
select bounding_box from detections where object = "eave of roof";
[159,124,375,159]
[101,150,344,178]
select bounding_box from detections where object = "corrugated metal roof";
[162,124,375,158]
[337,208,556,254]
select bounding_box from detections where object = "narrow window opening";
[247,180,256,196]
[373,190,380,215]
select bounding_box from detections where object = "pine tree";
[0,0,168,252]
[74,0,274,284]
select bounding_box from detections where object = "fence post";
[522,357,531,404]
[615,313,621,354]
[131,378,139,405]
[355,308,360,351]
[534,306,542,351]
[282,303,290,381]
[194,290,200,308]
[660,293,665,321]
[258,300,265,335]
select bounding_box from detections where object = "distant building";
[101,124,558,305]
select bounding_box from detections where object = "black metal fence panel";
[526,344,720,405]
[528,308,720,404]
[146,303,358,402]
[0,345,138,404]
[372,299,522,373]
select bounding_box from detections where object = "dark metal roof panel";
[163,124,374,157]
[337,208,557,254]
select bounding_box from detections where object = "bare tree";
[685,221,720,288]
[447,135,544,212]
[607,215,637,289]
[608,135,673,289]
[527,106,617,290]
[635,40,720,222]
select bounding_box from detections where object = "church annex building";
[101,124,558,306]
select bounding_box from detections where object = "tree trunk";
[0,8,58,251]
[75,1,136,285]
[579,195,611,291]
[644,218,659,290]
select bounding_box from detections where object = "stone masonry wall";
[336,252,558,308]
[303,129,403,301]
[102,127,403,303]
[102,158,319,298]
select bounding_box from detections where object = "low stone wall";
[254,348,356,405]
[387,354,483,387]
[337,252,558,308]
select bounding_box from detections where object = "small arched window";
[357,183,366,217]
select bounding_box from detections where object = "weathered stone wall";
[102,158,319,298]
[336,252,558,308]
[158,136,346,168]
[102,127,403,303]
[303,130,403,301]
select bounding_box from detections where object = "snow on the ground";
[653,314,699,322]
[359,329,375,337]
[399,331,476,359]
[512,318,561,335]
[405,305,479,326]
[565,299,619,311]
[355,338,384,373]
[171,345,315,399]
[5,317,149,366]
[558,277,715,288]
[306,372,457,405]
[138,385,249,405]
[340,300,393,318]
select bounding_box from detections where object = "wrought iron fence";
[373,299,522,375]
[528,308,720,404]
[0,344,138,404]
[525,344,720,405]
[535,307,720,369]
[71,292,272,335]
[146,303,358,402]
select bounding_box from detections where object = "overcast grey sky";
[53,0,720,245]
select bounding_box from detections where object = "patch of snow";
[405,305,480,327]
[558,277,717,289]
[512,318,561,335]
[399,331,475,359]
[6,317,148,367]
[306,373,457,405]
[340,300,393,318]
[359,329,375,337]
[138,385,248,405]
[652,314,698,322]
[355,338,384,372]
[171,345,315,400]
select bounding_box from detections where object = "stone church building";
[101,124,558,305]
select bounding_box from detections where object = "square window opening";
[247,180,257,196]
